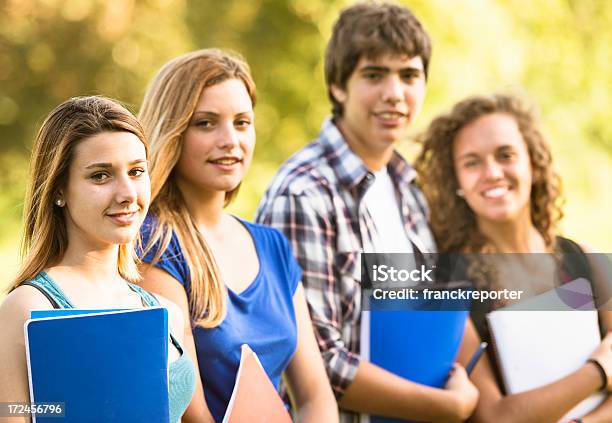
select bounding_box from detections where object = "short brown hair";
[415,94,563,253]
[325,1,431,118]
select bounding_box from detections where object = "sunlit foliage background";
[1,0,611,287]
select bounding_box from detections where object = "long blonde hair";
[138,49,256,328]
[11,96,148,291]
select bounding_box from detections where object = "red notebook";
[222,344,293,423]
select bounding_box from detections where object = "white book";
[487,278,605,422]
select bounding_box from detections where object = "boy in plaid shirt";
[256,3,478,422]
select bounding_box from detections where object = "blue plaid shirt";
[255,118,436,422]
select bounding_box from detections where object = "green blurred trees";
[1,0,611,255]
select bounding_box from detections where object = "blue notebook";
[24,307,170,423]
[361,309,468,423]
[30,309,125,318]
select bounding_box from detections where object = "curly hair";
[415,94,564,253]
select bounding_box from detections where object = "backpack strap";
[556,236,593,282]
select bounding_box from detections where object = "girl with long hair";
[416,93,612,422]
[138,49,338,422]
[0,96,195,423]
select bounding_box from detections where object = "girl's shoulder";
[0,282,54,327]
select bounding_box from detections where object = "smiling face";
[175,78,255,200]
[331,53,426,170]
[453,113,533,225]
[62,131,150,249]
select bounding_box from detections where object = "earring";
[456,189,465,197]
[55,199,64,207]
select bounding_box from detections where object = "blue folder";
[25,307,170,423]
[364,309,468,423]
[31,309,125,318]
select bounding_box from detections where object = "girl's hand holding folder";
[445,363,480,421]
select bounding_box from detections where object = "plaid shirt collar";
[318,117,417,192]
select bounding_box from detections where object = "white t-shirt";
[362,167,414,254]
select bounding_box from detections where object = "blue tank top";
[140,216,302,422]
[22,272,195,423]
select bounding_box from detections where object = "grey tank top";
[22,272,196,423]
